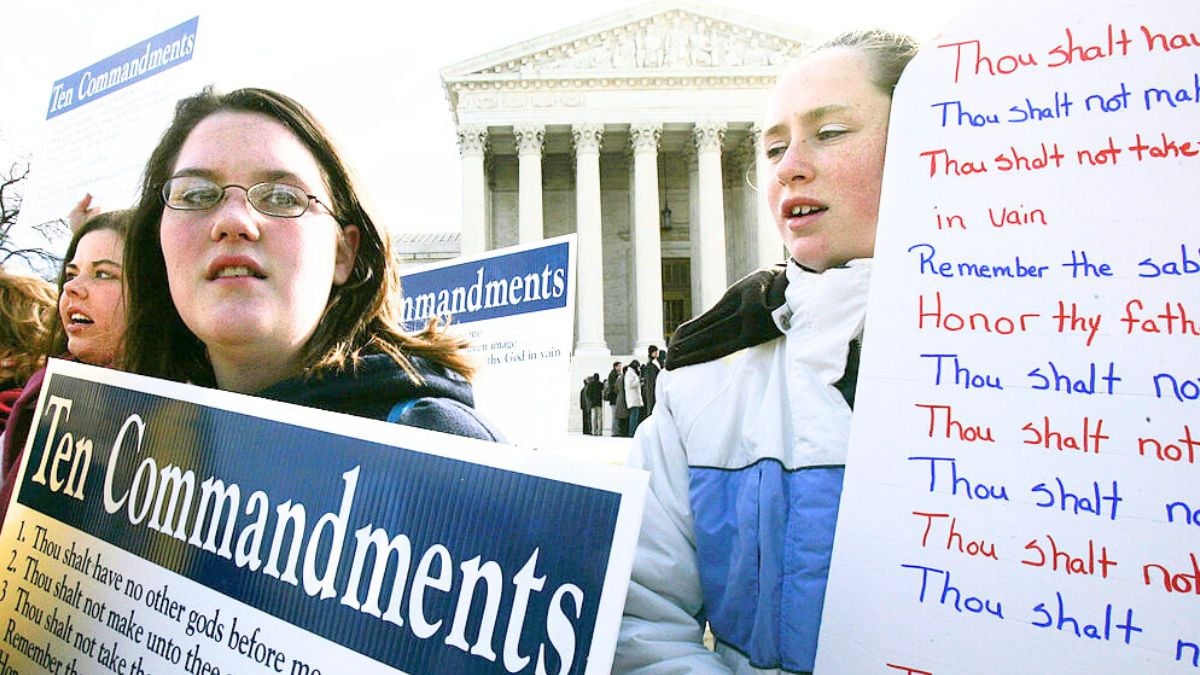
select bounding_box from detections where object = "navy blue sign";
[46,17,199,119]
[400,242,570,330]
[18,371,620,673]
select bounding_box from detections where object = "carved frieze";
[470,9,804,76]
[458,92,586,112]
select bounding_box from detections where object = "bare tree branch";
[1,245,61,267]
[0,157,66,279]
[0,159,31,235]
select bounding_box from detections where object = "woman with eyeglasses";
[122,87,500,440]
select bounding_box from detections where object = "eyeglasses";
[161,176,333,219]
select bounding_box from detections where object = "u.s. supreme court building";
[432,0,817,378]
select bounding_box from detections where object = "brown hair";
[815,30,920,98]
[123,86,474,387]
[0,269,56,386]
[43,210,131,360]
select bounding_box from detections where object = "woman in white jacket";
[624,358,644,436]
[616,30,918,674]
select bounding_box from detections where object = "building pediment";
[442,0,816,83]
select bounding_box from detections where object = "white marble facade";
[441,0,814,360]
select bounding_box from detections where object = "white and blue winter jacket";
[616,260,870,674]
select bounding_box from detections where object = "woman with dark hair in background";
[1,210,131,525]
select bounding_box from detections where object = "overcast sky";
[0,0,969,242]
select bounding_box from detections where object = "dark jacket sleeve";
[395,397,507,443]
[0,368,47,528]
[666,264,788,371]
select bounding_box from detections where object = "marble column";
[749,125,783,267]
[572,124,609,355]
[457,125,488,256]
[514,124,545,244]
[685,145,701,315]
[629,123,664,354]
[694,122,728,311]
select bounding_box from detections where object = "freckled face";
[60,228,126,366]
[158,111,358,369]
[762,49,894,271]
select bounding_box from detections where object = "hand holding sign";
[0,360,646,674]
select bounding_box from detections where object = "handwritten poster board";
[400,236,577,451]
[18,17,205,230]
[0,359,645,674]
[817,0,1200,672]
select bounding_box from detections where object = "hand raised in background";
[67,193,101,232]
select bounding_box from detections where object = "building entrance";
[661,257,692,343]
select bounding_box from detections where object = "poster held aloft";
[399,235,577,451]
[18,16,205,234]
[817,0,1200,673]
